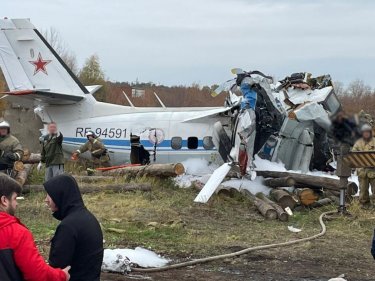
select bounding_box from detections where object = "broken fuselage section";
[215,72,341,173]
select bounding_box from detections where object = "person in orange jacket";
[0,174,70,281]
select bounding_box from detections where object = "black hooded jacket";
[44,175,103,281]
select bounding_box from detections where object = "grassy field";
[17,168,375,280]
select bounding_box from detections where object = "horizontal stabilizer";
[1,90,84,104]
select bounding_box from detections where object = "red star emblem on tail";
[29,52,52,75]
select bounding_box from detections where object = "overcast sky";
[3,0,375,87]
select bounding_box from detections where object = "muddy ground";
[101,243,372,281]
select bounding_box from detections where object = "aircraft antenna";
[153,92,166,108]
[122,91,135,107]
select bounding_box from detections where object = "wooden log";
[22,183,152,194]
[309,198,333,208]
[256,193,288,222]
[241,189,277,220]
[13,161,24,172]
[347,182,358,196]
[73,176,116,183]
[294,188,319,206]
[23,153,41,164]
[216,186,238,197]
[22,148,31,161]
[101,163,185,177]
[270,189,297,210]
[263,177,296,188]
[256,170,358,193]
[15,164,34,187]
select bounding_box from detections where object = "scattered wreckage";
[195,69,342,206]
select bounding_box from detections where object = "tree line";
[0,27,374,113]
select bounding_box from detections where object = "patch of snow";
[175,158,219,188]
[102,247,170,273]
[222,176,271,196]
[328,275,346,281]
[181,158,218,175]
[174,174,212,188]
[178,156,362,197]
[287,226,302,233]
[254,155,286,172]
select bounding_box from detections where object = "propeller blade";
[194,163,232,203]
[231,68,245,75]
[211,78,236,97]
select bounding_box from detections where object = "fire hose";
[127,210,336,273]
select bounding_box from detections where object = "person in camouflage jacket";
[352,123,375,208]
[72,131,110,168]
[0,120,23,175]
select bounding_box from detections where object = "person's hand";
[37,162,43,172]
[71,152,79,161]
[62,266,71,281]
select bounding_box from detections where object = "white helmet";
[85,130,96,138]
[361,123,372,133]
[0,120,10,128]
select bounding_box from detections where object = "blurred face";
[0,127,8,136]
[87,135,94,141]
[48,123,57,134]
[363,131,371,140]
[0,192,18,216]
[45,194,58,212]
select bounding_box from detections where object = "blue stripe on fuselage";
[63,137,213,151]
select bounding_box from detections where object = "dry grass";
[17,172,375,263]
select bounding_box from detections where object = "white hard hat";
[85,130,96,137]
[0,120,10,128]
[361,123,372,132]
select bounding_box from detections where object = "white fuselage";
[36,95,229,165]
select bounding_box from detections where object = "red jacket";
[0,212,66,281]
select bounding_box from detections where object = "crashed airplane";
[195,70,341,203]
[0,18,341,172]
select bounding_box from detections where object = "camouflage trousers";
[358,176,375,205]
[88,156,111,169]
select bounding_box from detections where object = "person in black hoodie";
[44,174,103,281]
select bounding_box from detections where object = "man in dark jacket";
[0,174,70,281]
[39,122,64,181]
[44,174,103,281]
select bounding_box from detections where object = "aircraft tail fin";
[0,18,88,104]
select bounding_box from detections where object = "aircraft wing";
[182,107,231,123]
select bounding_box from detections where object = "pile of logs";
[215,170,359,222]
[258,170,358,206]
[16,150,185,193]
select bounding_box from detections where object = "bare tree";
[346,79,372,98]
[42,27,79,74]
[333,81,345,96]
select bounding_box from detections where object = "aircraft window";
[187,137,198,149]
[203,136,214,150]
[324,92,341,115]
[171,137,182,150]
